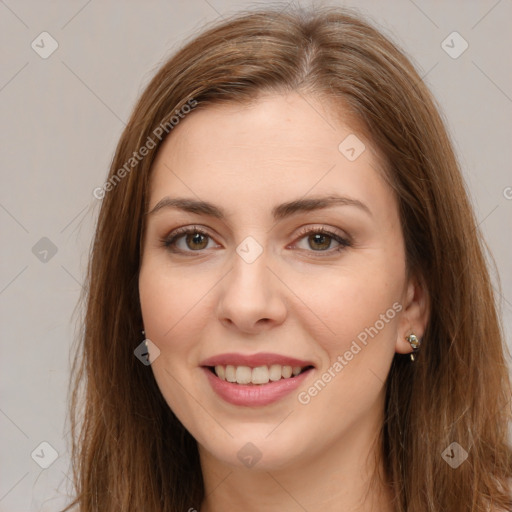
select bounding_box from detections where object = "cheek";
[139,258,215,345]
[291,262,403,359]
[291,271,401,435]
[138,259,214,421]
[138,259,213,412]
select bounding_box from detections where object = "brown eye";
[307,233,333,251]
[185,232,209,250]
[162,226,219,254]
[293,227,351,255]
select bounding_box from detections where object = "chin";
[198,427,311,472]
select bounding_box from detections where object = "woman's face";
[139,93,425,471]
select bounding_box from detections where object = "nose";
[216,248,287,334]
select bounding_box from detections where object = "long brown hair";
[63,6,512,511]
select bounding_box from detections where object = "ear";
[395,273,430,355]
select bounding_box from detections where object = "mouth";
[205,364,315,385]
[200,354,315,406]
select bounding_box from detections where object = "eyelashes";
[292,226,351,254]
[161,225,216,252]
[161,225,352,256]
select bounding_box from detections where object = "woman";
[64,6,512,511]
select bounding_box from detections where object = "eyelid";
[289,224,352,254]
[161,225,221,252]
[161,224,351,255]
[292,224,350,242]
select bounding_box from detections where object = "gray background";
[1,0,511,510]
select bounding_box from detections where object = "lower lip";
[202,367,313,406]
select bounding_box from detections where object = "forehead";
[148,93,391,216]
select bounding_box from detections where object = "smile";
[210,364,312,385]
[200,353,315,406]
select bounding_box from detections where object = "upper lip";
[200,352,315,368]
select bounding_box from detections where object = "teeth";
[213,364,307,385]
[252,366,269,384]
[215,365,226,380]
[269,364,282,382]
[282,365,292,378]
[225,365,236,383]
[235,366,252,385]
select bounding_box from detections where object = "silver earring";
[406,333,421,361]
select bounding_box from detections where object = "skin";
[139,92,429,511]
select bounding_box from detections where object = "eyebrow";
[148,194,372,220]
